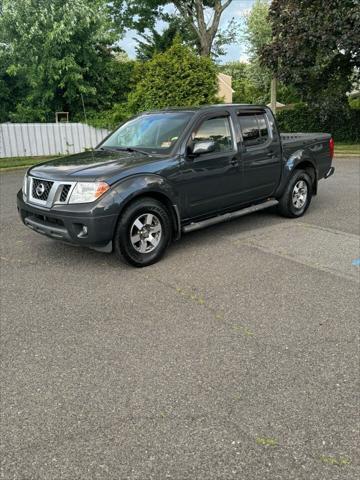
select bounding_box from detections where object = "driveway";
[1,157,359,479]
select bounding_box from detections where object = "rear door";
[236,109,282,202]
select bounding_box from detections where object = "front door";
[180,114,242,218]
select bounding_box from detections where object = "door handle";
[230,157,238,166]
[267,152,276,158]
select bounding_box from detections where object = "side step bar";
[182,199,279,234]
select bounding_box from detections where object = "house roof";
[266,101,286,108]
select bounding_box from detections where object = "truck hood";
[28,150,164,183]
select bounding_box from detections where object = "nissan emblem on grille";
[35,183,45,197]
[32,178,54,201]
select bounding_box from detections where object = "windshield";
[101,112,193,154]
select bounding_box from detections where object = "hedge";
[276,105,360,142]
[128,39,218,113]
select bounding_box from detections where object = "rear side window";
[238,113,269,147]
[257,114,269,142]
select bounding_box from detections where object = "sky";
[119,0,257,63]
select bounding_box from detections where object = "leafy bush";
[277,104,360,142]
[128,38,219,113]
[85,103,132,130]
[349,97,360,110]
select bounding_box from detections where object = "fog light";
[77,225,88,238]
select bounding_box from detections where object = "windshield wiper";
[97,146,129,153]
[98,146,151,156]
[115,147,151,156]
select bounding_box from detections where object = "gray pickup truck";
[17,104,335,267]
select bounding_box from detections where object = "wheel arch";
[115,189,181,241]
[293,160,318,195]
[276,155,318,198]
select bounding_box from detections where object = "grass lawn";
[334,143,360,155]
[0,156,60,170]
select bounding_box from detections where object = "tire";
[114,197,172,267]
[278,170,312,218]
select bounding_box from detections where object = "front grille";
[60,184,71,202]
[32,179,54,201]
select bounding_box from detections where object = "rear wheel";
[278,170,312,218]
[114,197,172,267]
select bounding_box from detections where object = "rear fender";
[275,150,318,198]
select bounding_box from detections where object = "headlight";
[22,173,28,196]
[68,182,110,204]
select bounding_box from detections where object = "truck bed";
[281,132,331,146]
[280,132,332,180]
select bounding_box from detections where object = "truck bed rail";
[281,132,331,145]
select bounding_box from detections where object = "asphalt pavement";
[1,157,359,479]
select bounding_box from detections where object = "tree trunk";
[199,35,212,56]
[173,0,232,57]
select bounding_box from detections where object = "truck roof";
[144,104,269,114]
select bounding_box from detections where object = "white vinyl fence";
[0,123,110,158]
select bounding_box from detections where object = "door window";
[238,113,269,147]
[192,117,233,153]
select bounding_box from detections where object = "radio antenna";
[80,93,95,157]
[81,93,88,124]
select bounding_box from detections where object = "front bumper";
[17,190,118,248]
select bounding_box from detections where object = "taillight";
[329,137,334,159]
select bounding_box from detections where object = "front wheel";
[114,197,172,267]
[278,170,312,218]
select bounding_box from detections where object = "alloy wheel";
[292,180,308,209]
[130,213,162,253]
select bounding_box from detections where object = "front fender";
[113,174,178,204]
[98,173,182,239]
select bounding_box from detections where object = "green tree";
[0,47,27,122]
[81,54,135,115]
[136,15,239,60]
[219,62,255,103]
[245,0,271,55]
[239,0,300,105]
[135,17,196,60]
[262,0,360,106]
[243,0,272,103]
[128,38,219,112]
[113,0,235,57]
[0,0,127,121]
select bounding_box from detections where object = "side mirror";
[191,140,216,156]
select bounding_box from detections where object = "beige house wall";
[217,73,234,103]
